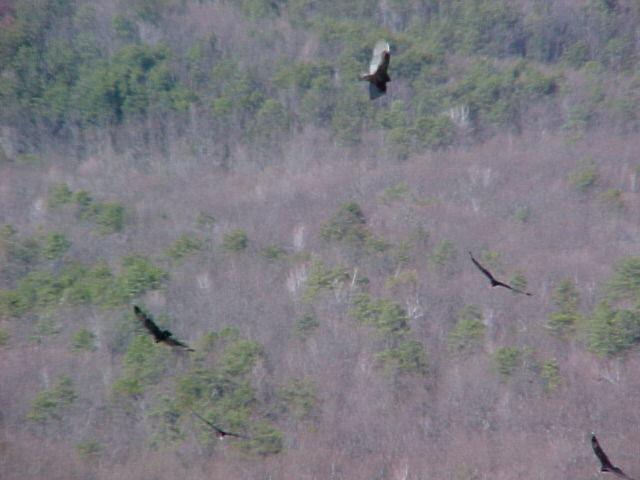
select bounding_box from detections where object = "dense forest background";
[2,0,640,478]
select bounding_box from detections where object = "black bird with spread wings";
[192,412,247,440]
[468,252,533,296]
[133,305,194,351]
[591,433,635,479]
[360,40,391,100]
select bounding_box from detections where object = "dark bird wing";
[134,305,166,341]
[493,280,534,296]
[468,251,498,283]
[193,412,247,439]
[593,434,615,470]
[591,434,635,479]
[193,412,224,435]
[591,434,634,479]
[217,429,246,439]
[164,336,195,352]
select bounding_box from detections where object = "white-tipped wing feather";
[369,40,390,74]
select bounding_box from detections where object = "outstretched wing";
[494,280,533,296]
[164,336,195,352]
[592,434,620,472]
[218,429,246,439]
[193,412,224,435]
[469,252,497,283]
[134,305,165,341]
[193,412,247,439]
[369,40,390,75]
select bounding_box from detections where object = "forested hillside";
[2,1,640,479]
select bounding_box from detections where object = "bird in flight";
[468,251,533,296]
[360,40,391,100]
[133,305,194,351]
[591,433,635,479]
[192,412,247,440]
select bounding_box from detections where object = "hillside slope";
[2,1,640,479]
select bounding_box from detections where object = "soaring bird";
[591,433,635,479]
[192,412,247,440]
[360,40,391,100]
[468,251,533,296]
[133,305,194,351]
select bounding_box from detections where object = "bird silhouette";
[468,251,533,296]
[133,305,194,351]
[591,433,635,479]
[192,412,247,440]
[360,40,391,100]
